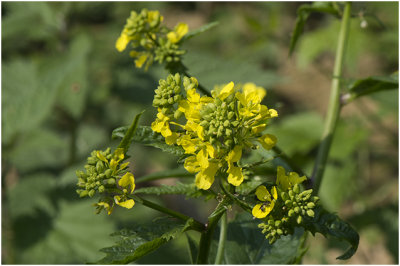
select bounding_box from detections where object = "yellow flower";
[114,195,135,209]
[227,166,244,186]
[258,134,277,150]
[235,83,266,117]
[218,82,235,100]
[184,156,201,173]
[151,111,173,137]
[167,23,189,43]
[225,145,242,164]
[252,186,277,219]
[276,166,306,191]
[118,172,135,193]
[135,54,149,68]
[115,31,131,52]
[195,162,219,190]
[96,201,113,215]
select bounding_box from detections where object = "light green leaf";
[117,111,144,153]
[182,21,219,41]
[343,74,398,104]
[96,217,192,264]
[223,212,306,264]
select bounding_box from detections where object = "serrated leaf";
[117,111,144,153]
[289,2,341,55]
[223,212,305,264]
[96,217,191,264]
[344,74,398,103]
[135,182,213,199]
[113,125,185,156]
[303,206,359,260]
[182,21,219,41]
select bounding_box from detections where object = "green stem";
[214,212,228,264]
[131,195,205,232]
[311,2,352,193]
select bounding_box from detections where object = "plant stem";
[132,195,205,232]
[311,2,352,193]
[214,212,228,264]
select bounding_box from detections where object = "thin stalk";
[214,212,228,264]
[131,195,205,232]
[311,2,352,193]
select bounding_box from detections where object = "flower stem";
[132,195,205,232]
[214,212,228,264]
[311,2,352,193]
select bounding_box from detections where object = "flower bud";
[296,215,302,224]
[88,189,96,197]
[293,184,300,194]
[307,209,315,218]
[307,202,315,209]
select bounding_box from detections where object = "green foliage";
[134,182,214,199]
[183,21,220,41]
[344,74,399,103]
[289,2,341,55]
[96,217,193,264]
[303,206,359,260]
[222,212,306,264]
[113,125,185,156]
[117,111,144,152]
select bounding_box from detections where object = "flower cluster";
[252,166,319,244]
[76,148,136,215]
[151,73,278,190]
[116,8,188,70]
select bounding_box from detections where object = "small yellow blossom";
[252,186,277,219]
[276,166,306,191]
[195,162,219,190]
[114,195,135,209]
[167,23,189,43]
[119,172,135,193]
[258,134,277,150]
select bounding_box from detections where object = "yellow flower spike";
[96,151,108,164]
[184,156,201,173]
[97,202,113,215]
[258,134,277,150]
[115,32,131,52]
[252,201,275,219]
[118,172,135,193]
[218,82,235,100]
[227,166,244,186]
[167,23,189,44]
[195,162,218,190]
[226,145,242,163]
[114,196,135,209]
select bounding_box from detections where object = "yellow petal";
[288,172,307,186]
[251,124,266,134]
[227,166,244,186]
[184,156,200,173]
[252,201,274,219]
[96,151,108,163]
[97,202,113,215]
[196,148,209,169]
[271,186,278,200]
[255,185,272,202]
[226,145,242,163]
[115,33,130,52]
[113,148,125,162]
[114,196,135,209]
[135,54,148,68]
[195,163,218,190]
[276,166,290,191]
[118,172,135,193]
[258,134,277,150]
[165,132,178,145]
[167,23,189,43]
[219,82,234,100]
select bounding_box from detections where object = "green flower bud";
[284,200,292,207]
[281,192,289,201]
[275,220,281,227]
[293,184,300,194]
[307,202,315,209]
[277,229,283,235]
[98,185,105,193]
[288,190,294,198]
[307,209,315,217]
[294,206,301,214]
[288,209,295,217]
[88,189,96,197]
[105,169,113,178]
[79,190,88,198]
[87,157,96,165]
[107,178,116,185]
[296,215,302,224]
[96,161,104,173]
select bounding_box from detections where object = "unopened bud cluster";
[116,8,189,70]
[258,183,319,244]
[76,148,135,214]
[152,73,183,118]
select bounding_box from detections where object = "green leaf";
[113,125,185,156]
[223,212,306,264]
[117,111,144,153]
[134,182,214,199]
[303,206,359,260]
[185,233,198,264]
[182,21,219,41]
[96,217,192,264]
[344,74,399,104]
[289,2,341,55]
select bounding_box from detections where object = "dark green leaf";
[182,21,219,41]
[134,182,214,199]
[113,125,185,156]
[303,206,359,260]
[224,212,306,264]
[344,74,398,103]
[96,217,191,264]
[117,111,144,153]
[289,2,341,55]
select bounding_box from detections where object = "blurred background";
[2,2,398,264]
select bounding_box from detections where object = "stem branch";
[311,2,352,193]
[214,212,228,264]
